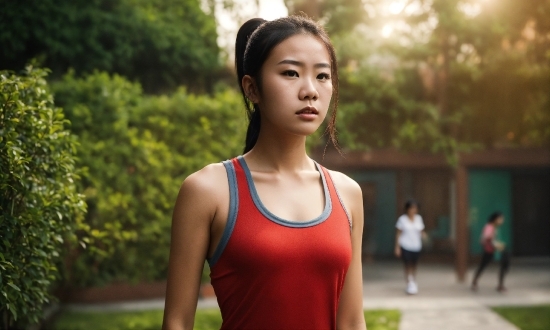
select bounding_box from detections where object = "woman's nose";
[299,78,319,101]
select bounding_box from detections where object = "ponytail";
[235,18,266,153]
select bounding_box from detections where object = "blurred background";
[1,0,549,329]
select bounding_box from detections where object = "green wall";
[352,171,397,257]
[468,170,513,256]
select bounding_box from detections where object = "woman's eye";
[282,70,299,77]
[318,73,331,81]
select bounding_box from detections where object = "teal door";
[352,171,397,257]
[468,170,513,256]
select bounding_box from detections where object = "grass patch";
[54,309,165,330]
[364,309,400,330]
[54,308,400,330]
[492,304,550,330]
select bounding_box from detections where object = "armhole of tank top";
[322,167,353,233]
[207,159,239,268]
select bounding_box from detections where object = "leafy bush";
[51,71,246,287]
[334,56,474,164]
[0,67,86,328]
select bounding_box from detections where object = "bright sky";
[216,0,288,54]
[258,0,288,20]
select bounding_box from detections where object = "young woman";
[162,15,366,330]
[394,199,426,295]
[471,211,510,292]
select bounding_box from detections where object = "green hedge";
[51,71,247,287]
[0,67,86,328]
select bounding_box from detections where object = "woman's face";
[250,33,333,137]
[407,205,418,217]
[495,216,504,226]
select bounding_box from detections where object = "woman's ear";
[242,75,260,104]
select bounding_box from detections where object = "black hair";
[488,211,503,223]
[404,199,419,212]
[235,14,339,153]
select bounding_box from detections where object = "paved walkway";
[65,258,550,329]
[363,258,550,330]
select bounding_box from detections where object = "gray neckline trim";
[237,156,332,228]
[207,160,239,267]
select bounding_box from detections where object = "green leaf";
[10,306,17,321]
[8,283,21,291]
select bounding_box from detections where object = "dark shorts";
[401,247,420,265]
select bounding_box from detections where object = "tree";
[454,0,550,147]
[0,66,86,329]
[0,0,221,93]
[284,0,366,35]
[300,0,550,159]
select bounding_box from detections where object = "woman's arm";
[162,166,223,330]
[394,229,402,257]
[493,239,505,251]
[420,216,428,242]
[331,172,366,330]
[421,230,428,240]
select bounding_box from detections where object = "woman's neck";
[244,125,314,173]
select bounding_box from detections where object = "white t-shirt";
[396,214,425,252]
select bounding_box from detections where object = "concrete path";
[363,258,549,330]
[399,306,518,330]
[64,258,550,330]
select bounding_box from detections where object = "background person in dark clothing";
[471,211,510,292]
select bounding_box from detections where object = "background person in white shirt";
[394,199,427,295]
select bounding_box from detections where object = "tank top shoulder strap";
[315,163,353,230]
[207,158,239,267]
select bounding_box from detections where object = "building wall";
[351,167,550,259]
[512,170,550,256]
[468,170,514,256]
[317,148,550,260]
[350,171,397,257]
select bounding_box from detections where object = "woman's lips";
[296,106,319,120]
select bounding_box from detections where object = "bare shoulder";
[181,162,227,193]
[326,169,362,199]
[175,162,228,216]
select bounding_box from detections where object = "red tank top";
[208,156,352,330]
